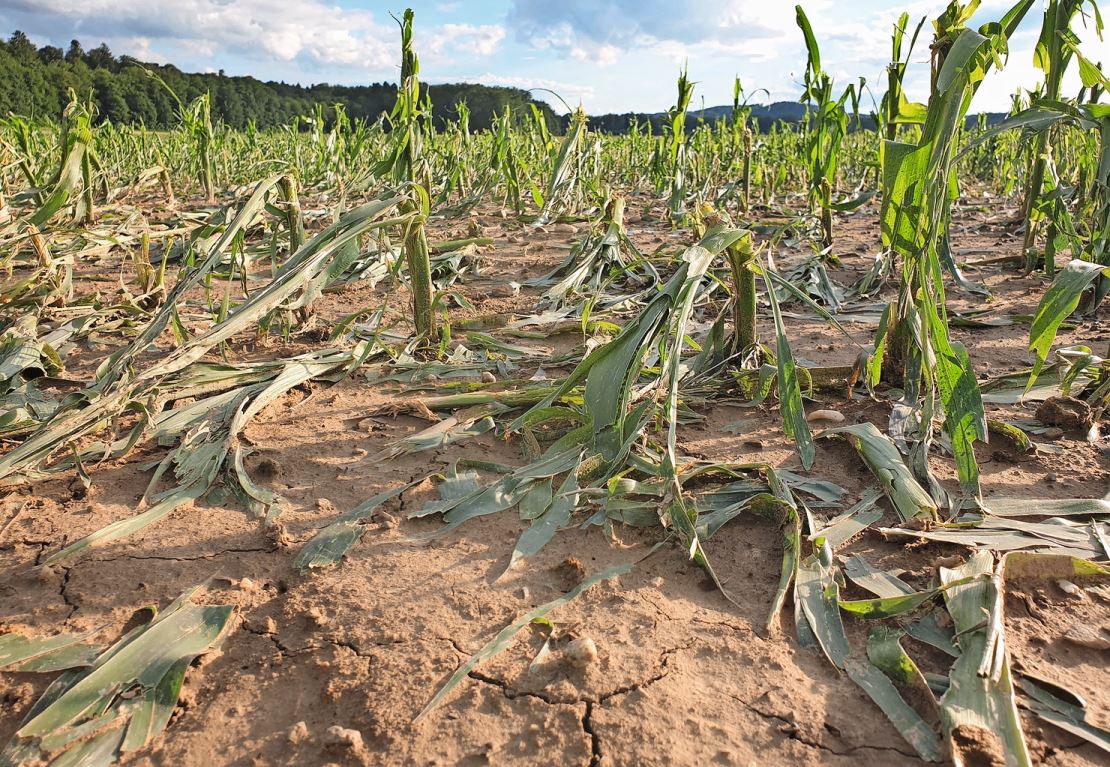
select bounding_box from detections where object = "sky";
[3,1,1107,115]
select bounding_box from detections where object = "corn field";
[1,3,1109,766]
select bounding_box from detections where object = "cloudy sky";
[3,0,1107,114]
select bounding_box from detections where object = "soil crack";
[464,643,688,706]
[728,692,918,759]
[58,564,79,620]
[82,545,273,564]
[583,701,602,767]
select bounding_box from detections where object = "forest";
[0,30,555,131]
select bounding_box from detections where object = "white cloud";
[473,73,597,113]
[427,24,505,59]
[507,0,834,62]
[114,36,169,65]
[3,0,506,78]
[5,0,397,70]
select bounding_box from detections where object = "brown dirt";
[1,190,1108,766]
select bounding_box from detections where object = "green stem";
[726,237,757,354]
[820,178,833,250]
[277,174,305,254]
[402,199,437,346]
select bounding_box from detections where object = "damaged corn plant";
[1,1,1110,764]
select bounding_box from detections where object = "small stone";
[288,721,310,744]
[324,725,363,750]
[1064,624,1110,650]
[1036,396,1092,430]
[1046,472,1058,483]
[480,371,497,383]
[1057,579,1085,598]
[564,637,599,668]
[807,409,846,424]
[488,283,519,298]
[316,498,335,512]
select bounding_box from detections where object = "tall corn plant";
[3,115,48,206]
[1021,0,1104,271]
[380,9,436,345]
[27,91,105,228]
[180,94,217,204]
[434,100,471,205]
[493,107,526,214]
[875,0,1031,508]
[666,67,695,224]
[536,107,588,224]
[795,6,857,250]
[731,77,758,212]
[146,71,218,203]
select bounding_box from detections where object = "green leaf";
[796,550,850,669]
[1029,260,1109,378]
[502,464,580,576]
[822,422,936,522]
[839,575,982,619]
[847,653,942,763]
[0,631,102,673]
[795,5,822,81]
[939,552,1031,767]
[763,258,814,469]
[4,588,232,766]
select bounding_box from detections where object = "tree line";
[0,31,556,131]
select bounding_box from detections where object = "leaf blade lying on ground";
[2,587,232,766]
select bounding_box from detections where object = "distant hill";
[580,100,1009,133]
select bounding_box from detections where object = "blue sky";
[3,1,1107,114]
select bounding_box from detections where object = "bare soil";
[1,191,1108,766]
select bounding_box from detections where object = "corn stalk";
[875,0,1032,507]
